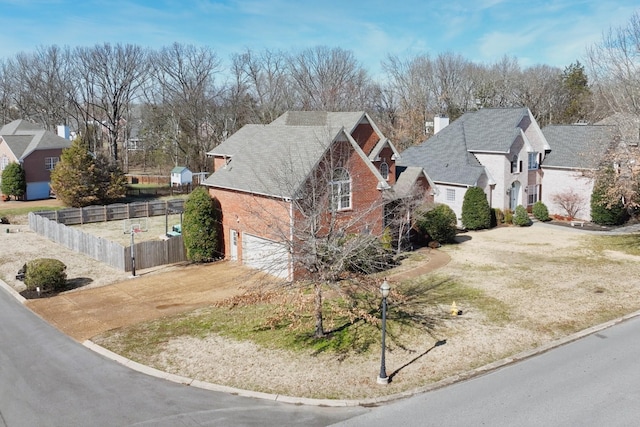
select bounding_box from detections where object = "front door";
[510,182,521,210]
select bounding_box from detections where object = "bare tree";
[148,43,223,171]
[71,43,150,164]
[230,132,416,337]
[287,46,372,111]
[552,189,586,219]
[586,11,640,211]
[587,11,640,117]
[230,48,294,125]
[516,65,564,127]
[8,46,76,130]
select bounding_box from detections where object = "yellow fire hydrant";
[451,301,460,316]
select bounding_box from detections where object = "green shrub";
[504,209,514,224]
[183,187,222,262]
[461,186,491,230]
[532,201,550,221]
[512,205,532,226]
[0,162,26,199]
[380,227,393,251]
[415,203,457,244]
[24,258,67,292]
[591,172,629,225]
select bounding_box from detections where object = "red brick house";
[0,120,72,200]
[203,111,435,280]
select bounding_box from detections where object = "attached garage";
[242,233,290,280]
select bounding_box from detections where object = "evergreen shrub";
[415,204,457,244]
[532,201,550,221]
[513,205,532,226]
[24,258,67,292]
[461,186,491,230]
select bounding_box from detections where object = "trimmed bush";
[461,186,491,230]
[512,205,532,226]
[183,187,222,262]
[24,258,67,292]
[532,201,550,222]
[415,203,457,244]
[0,162,26,200]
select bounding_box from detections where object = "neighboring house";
[170,166,193,187]
[0,120,72,200]
[541,124,619,221]
[202,111,435,280]
[399,108,550,224]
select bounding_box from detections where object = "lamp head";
[380,280,391,298]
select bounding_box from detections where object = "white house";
[399,108,550,224]
[541,124,618,221]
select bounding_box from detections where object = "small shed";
[170,166,193,187]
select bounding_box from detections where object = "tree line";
[0,11,637,174]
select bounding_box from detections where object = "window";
[527,185,539,205]
[0,155,8,171]
[446,188,455,201]
[330,168,351,211]
[380,161,389,180]
[511,156,518,173]
[45,157,59,171]
[528,152,539,170]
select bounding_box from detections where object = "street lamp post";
[377,279,391,385]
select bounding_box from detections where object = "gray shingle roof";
[205,124,345,198]
[0,119,71,160]
[270,111,366,133]
[463,108,529,152]
[542,124,617,169]
[204,111,395,198]
[398,108,530,186]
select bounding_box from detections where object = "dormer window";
[380,160,389,180]
[511,155,522,173]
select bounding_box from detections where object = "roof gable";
[0,119,71,160]
[205,111,392,198]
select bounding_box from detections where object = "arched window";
[380,161,389,180]
[330,167,351,211]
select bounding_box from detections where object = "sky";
[0,0,638,79]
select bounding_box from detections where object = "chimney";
[434,116,449,134]
[57,125,70,140]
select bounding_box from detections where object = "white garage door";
[242,233,290,280]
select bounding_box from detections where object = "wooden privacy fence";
[35,199,185,225]
[28,199,187,272]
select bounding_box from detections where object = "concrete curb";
[82,308,640,408]
[0,278,26,304]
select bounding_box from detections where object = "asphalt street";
[0,286,366,427]
[332,314,640,426]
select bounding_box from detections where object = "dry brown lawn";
[2,206,640,401]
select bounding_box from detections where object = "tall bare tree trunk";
[314,282,324,338]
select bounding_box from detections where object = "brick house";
[399,108,550,224]
[202,111,435,280]
[0,120,72,200]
